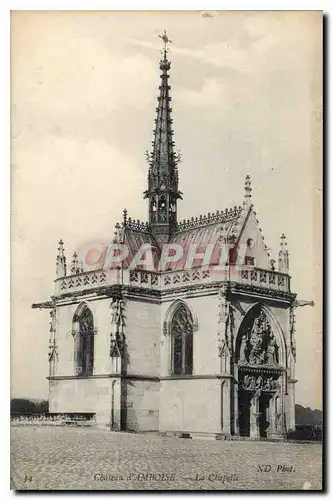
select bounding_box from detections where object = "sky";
[11,11,322,409]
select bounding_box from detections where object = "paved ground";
[11,426,322,491]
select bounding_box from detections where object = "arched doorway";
[235,304,285,438]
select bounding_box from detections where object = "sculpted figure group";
[242,374,279,392]
[239,310,279,366]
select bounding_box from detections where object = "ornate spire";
[70,251,81,275]
[144,32,182,242]
[244,174,252,207]
[56,239,67,278]
[278,233,289,273]
[122,208,128,227]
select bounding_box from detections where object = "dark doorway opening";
[259,394,271,438]
[238,391,251,437]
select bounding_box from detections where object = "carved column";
[288,304,296,379]
[217,286,233,374]
[48,306,58,377]
[250,391,261,438]
[110,298,126,374]
[217,286,234,437]
[233,366,240,436]
[109,298,126,430]
[267,395,277,438]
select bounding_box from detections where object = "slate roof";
[119,205,247,272]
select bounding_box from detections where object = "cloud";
[175,78,225,108]
[201,11,218,18]
[12,26,158,142]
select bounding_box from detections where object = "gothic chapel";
[33,36,298,439]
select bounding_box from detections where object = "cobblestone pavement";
[11,426,322,491]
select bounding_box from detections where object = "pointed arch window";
[73,306,94,377]
[170,304,193,375]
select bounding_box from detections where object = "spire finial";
[144,33,182,241]
[70,251,80,275]
[56,239,67,278]
[158,30,172,57]
[278,233,289,273]
[280,233,287,249]
[113,222,122,244]
[244,174,252,207]
[57,239,64,257]
[122,208,128,227]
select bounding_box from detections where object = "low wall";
[10,413,96,427]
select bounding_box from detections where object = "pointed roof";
[244,174,252,207]
[144,34,180,197]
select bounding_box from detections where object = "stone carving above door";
[238,307,279,366]
[239,373,280,392]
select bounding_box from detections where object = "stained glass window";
[171,304,193,375]
[75,307,94,377]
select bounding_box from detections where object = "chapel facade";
[33,40,298,439]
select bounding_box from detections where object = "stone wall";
[48,376,121,427]
[124,298,160,376]
[159,378,222,434]
[55,298,111,376]
[160,294,220,376]
[124,379,160,432]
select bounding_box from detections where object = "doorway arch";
[235,303,286,438]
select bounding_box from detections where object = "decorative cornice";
[123,217,150,233]
[176,206,243,232]
[34,277,295,309]
[229,282,295,302]
[238,364,285,374]
[32,300,54,309]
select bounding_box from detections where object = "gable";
[236,208,271,270]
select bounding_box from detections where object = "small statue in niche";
[110,300,118,324]
[158,196,167,222]
[218,288,228,324]
[266,335,278,365]
[242,374,250,389]
[217,287,233,354]
[239,334,248,363]
[249,332,265,364]
[270,379,278,391]
[255,375,263,389]
[249,376,256,390]
[264,377,272,390]
[150,199,157,222]
[117,300,125,327]
[49,309,56,333]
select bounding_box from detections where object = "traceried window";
[74,306,94,377]
[170,304,193,375]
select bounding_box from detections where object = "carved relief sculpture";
[240,373,280,392]
[48,308,58,376]
[239,334,248,363]
[217,286,233,363]
[289,304,296,361]
[238,308,279,366]
[110,299,126,359]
